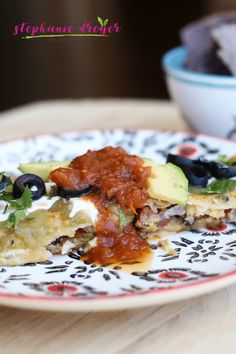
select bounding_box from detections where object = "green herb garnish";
[201,179,236,194]
[118,210,135,228]
[217,154,236,166]
[5,209,27,229]
[0,186,32,229]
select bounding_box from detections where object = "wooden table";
[0,99,235,354]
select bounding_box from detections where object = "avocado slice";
[18,161,70,182]
[144,159,189,205]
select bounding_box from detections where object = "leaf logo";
[103,18,109,26]
[97,16,109,27]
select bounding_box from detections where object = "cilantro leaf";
[119,210,135,228]
[8,186,32,209]
[217,154,236,166]
[201,179,236,194]
[216,154,229,164]
[18,186,32,209]
[4,184,13,193]
[0,192,14,204]
[2,187,32,229]
[5,209,26,229]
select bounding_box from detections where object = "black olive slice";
[167,153,193,167]
[57,185,92,199]
[195,159,212,169]
[182,164,209,187]
[207,162,236,179]
[167,154,236,181]
[13,174,46,200]
[195,159,236,179]
[0,175,12,192]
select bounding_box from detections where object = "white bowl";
[162,47,236,139]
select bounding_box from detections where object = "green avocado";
[144,159,189,205]
[18,161,70,182]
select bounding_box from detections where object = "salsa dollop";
[49,146,152,264]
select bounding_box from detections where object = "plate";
[1,129,236,312]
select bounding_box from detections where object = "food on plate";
[180,11,236,76]
[18,160,70,181]
[1,146,236,266]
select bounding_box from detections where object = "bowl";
[162,46,236,139]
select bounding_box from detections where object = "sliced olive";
[216,165,236,179]
[194,158,236,179]
[167,154,236,181]
[182,164,209,187]
[57,186,92,199]
[194,159,213,172]
[167,153,193,167]
[13,174,46,200]
[206,162,236,179]
[0,175,12,192]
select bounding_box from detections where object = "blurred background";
[1,0,235,112]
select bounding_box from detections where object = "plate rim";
[0,269,236,311]
[0,127,236,146]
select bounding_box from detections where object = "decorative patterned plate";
[1,129,236,312]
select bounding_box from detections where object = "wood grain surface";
[0,99,235,354]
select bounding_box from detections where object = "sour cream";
[0,196,99,224]
[26,196,60,214]
[69,198,98,223]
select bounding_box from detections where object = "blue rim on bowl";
[162,46,236,88]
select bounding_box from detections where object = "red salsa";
[49,146,152,264]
